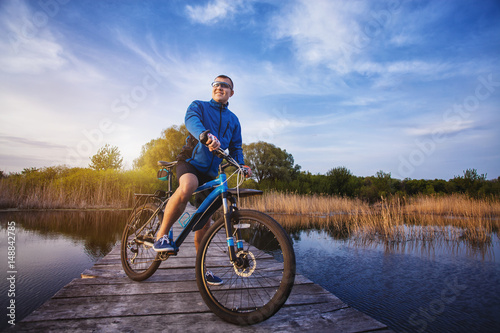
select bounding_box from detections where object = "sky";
[0,0,499,180]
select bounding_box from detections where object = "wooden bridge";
[12,224,392,332]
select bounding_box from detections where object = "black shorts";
[176,161,214,207]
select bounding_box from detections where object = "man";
[153,75,250,285]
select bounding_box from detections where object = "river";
[0,210,499,332]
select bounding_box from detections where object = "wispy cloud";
[0,1,67,74]
[405,120,476,137]
[271,0,371,73]
[0,0,498,179]
[185,0,249,25]
[269,0,478,82]
[0,135,67,149]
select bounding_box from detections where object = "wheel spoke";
[121,203,163,281]
[196,210,296,325]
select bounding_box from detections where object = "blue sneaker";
[153,235,176,253]
[205,270,223,285]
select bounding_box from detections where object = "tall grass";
[0,167,164,209]
[2,169,498,246]
[242,192,499,246]
[404,194,500,217]
[241,191,370,215]
[243,191,500,217]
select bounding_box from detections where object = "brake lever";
[213,148,226,159]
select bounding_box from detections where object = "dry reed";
[404,194,500,217]
[242,192,499,246]
[241,191,370,215]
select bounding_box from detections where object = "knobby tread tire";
[195,209,296,325]
[121,203,162,281]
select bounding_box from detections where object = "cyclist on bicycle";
[153,75,251,285]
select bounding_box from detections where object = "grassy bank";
[241,192,500,245]
[0,167,163,209]
[2,167,498,246]
[241,191,500,217]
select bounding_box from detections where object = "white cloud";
[271,0,369,73]
[0,1,68,74]
[0,38,66,74]
[0,0,497,180]
[269,0,454,80]
[405,120,475,137]
[186,0,249,25]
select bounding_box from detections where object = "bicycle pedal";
[159,251,178,260]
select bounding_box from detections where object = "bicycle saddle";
[157,161,178,168]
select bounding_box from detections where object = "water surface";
[1,210,499,332]
[0,210,127,331]
[291,228,500,333]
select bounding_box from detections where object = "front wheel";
[196,209,296,325]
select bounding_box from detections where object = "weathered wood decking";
[12,224,392,332]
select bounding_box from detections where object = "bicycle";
[120,136,296,325]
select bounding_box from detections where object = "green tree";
[326,166,353,196]
[373,170,396,198]
[451,168,487,196]
[89,144,123,171]
[134,124,189,170]
[243,141,300,183]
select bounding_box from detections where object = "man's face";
[211,77,234,104]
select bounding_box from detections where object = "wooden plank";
[52,278,334,306]
[60,272,312,292]
[14,304,387,333]
[23,282,343,324]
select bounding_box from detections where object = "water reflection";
[278,216,500,333]
[1,210,499,332]
[1,210,127,260]
[276,213,499,261]
[0,210,127,331]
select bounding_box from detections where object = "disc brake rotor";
[233,250,256,277]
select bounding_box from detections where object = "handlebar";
[199,130,251,177]
[199,130,211,145]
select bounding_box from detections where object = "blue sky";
[1,0,499,180]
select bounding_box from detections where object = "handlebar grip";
[199,130,211,145]
[200,130,226,159]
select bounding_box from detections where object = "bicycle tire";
[196,209,296,325]
[121,203,163,281]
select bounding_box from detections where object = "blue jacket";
[178,99,245,178]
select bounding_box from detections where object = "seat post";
[168,168,173,193]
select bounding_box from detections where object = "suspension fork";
[223,192,245,264]
[222,192,237,262]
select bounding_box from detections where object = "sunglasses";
[211,81,232,90]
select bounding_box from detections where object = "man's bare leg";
[156,173,198,241]
[194,219,212,252]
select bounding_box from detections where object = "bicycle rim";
[121,203,162,281]
[196,209,296,325]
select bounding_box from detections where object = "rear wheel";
[121,203,163,281]
[196,209,296,325]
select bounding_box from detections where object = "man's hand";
[241,165,252,178]
[206,133,221,152]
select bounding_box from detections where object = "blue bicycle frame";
[168,171,239,261]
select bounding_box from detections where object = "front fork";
[222,193,243,264]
